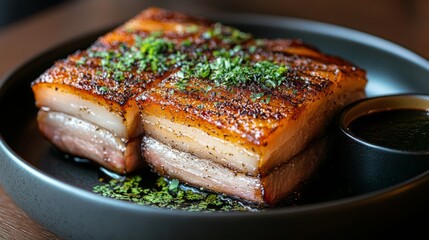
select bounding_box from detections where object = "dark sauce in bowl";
[337,95,429,193]
[348,109,429,152]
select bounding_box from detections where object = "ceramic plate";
[1,13,428,239]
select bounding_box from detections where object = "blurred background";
[0,0,69,28]
[0,0,428,76]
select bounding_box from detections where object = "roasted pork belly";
[32,7,367,205]
[139,58,366,205]
[134,9,366,205]
[31,7,211,174]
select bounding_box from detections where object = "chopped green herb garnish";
[86,32,177,79]
[251,92,265,101]
[181,39,192,47]
[168,179,180,194]
[261,94,272,104]
[112,70,125,82]
[76,57,87,66]
[203,23,251,44]
[79,24,287,102]
[98,86,108,93]
[249,45,257,53]
[205,85,213,92]
[93,175,255,212]
[251,93,272,103]
[179,55,287,93]
[185,24,200,33]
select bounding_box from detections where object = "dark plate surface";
[1,13,429,239]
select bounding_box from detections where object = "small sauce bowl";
[335,94,429,194]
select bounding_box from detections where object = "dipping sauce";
[348,109,429,152]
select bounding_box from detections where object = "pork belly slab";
[32,7,211,174]
[139,63,366,205]
[134,9,367,205]
[32,7,367,205]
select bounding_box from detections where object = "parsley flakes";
[75,23,289,103]
[93,175,255,212]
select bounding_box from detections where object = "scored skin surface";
[141,64,349,146]
[32,7,212,111]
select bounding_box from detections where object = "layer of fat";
[32,83,142,138]
[142,114,260,175]
[142,136,263,204]
[142,136,327,206]
[37,110,142,174]
[260,78,366,174]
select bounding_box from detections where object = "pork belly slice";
[139,66,366,176]
[31,56,150,173]
[31,7,199,139]
[142,135,328,206]
[136,12,367,176]
[137,22,366,203]
[31,7,213,173]
[37,110,142,173]
[140,67,365,204]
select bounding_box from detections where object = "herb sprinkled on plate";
[93,175,258,212]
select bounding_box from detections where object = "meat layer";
[37,110,142,173]
[142,135,328,205]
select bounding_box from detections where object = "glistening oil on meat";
[31,7,368,208]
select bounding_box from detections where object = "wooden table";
[1,0,428,238]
